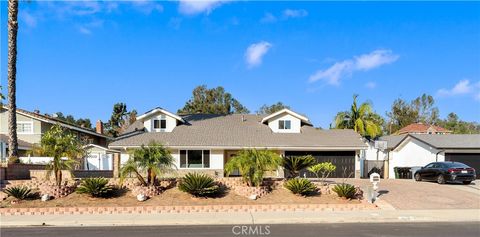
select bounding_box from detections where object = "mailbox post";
[367,172,381,203]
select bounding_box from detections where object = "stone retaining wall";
[0,203,377,216]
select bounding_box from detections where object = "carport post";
[113,153,120,178]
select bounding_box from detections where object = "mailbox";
[369,172,381,191]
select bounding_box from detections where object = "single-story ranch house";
[109,108,367,178]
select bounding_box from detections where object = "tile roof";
[110,114,366,149]
[398,122,450,135]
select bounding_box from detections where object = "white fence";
[19,156,55,164]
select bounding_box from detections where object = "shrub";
[178,173,220,197]
[225,149,282,187]
[284,178,317,196]
[76,178,114,198]
[307,162,336,184]
[332,183,356,199]
[3,186,33,200]
[283,155,316,178]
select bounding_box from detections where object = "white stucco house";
[363,134,480,179]
[109,108,367,178]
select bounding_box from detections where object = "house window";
[278,120,291,130]
[17,122,33,134]
[153,118,167,130]
[180,150,210,168]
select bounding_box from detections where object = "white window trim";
[152,117,167,132]
[279,120,291,130]
[17,121,34,134]
[179,149,211,169]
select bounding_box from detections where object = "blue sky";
[1,1,479,128]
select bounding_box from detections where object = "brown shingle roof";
[110,114,366,149]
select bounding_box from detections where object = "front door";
[224,150,241,176]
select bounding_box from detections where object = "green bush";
[283,155,316,178]
[178,173,220,197]
[76,178,114,198]
[3,186,33,200]
[332,183,356,199]
[284,178,317,196]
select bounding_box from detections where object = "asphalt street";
[2,222,479,237]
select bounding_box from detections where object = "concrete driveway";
[331,178,480,210]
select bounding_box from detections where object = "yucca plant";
[76,177,114,198]
[283,155,316,178]
[3,186,33,200]
[284,178,317,196]
[332,183,356,199]
[178,173,220,197]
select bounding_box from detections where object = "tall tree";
[0,85,5,106]
[412,94,439,124]
[7,0,19,158]
[257,102,290,115]
[105,103,136,137]
[54,112,93,129]
[334,95,383,138]
[386,94,440,133]
[178,85,250,114]
[436,112,480,134]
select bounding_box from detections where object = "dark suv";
[414,162,476,184]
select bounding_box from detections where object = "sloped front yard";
[1,186,363,209]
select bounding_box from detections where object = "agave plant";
[332,183,356,199]
[284,178,317,196]
[283,155,316,178]
[3,186,33,200]
[178,173,220,197]
[76,178,114,198]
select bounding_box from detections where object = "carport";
[284,151,356,178]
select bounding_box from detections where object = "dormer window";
[279,120,291,130]
[153,116,167,131]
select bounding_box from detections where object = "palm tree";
[282,155,316,178]
[334,95,382,138]
[7,0,19,158]
[120,142,176,186]
[30,125,85,186]
[225,149,282,187]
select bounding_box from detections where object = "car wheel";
[414,173,422,182]
[437,174,446,184]
[463,181,472,185]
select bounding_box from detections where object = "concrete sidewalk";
[1,209,479,227]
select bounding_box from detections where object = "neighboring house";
[0,106,112,170]
[363,134,480,179]
[109,108,367,178]
[397,122,451,135]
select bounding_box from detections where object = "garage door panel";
[445,153,480,179]
[284,151,355,178]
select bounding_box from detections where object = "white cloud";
[365,81,377,89]
[77,19,104,35]
[131,0,163,14]
[283,9,308,18]
[245,41,272,68]
[308,49,399,85]
[178,0,228,15]
[21,11,37,27]
[437,80,480,101]
[354,50,399,71]
[78,26,92,35]
[260,12,277,23]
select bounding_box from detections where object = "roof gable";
[260,109,311,125]
[136,107,185,123]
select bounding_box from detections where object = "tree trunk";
[56,169,62,187]
[7,0,19,158]
[147,168,152,185]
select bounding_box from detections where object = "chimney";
[96,120,104,134]
[241,115,246,122]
